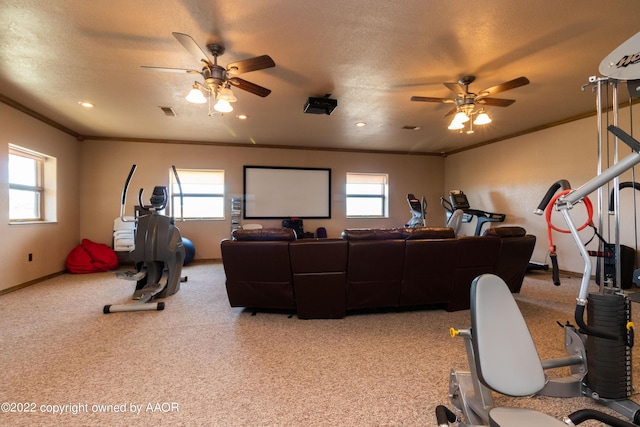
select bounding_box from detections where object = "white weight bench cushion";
[489,407,567,427]
[471,274,546,396]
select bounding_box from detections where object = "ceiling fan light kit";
[143,32,275,116]
[218,86,237,103]
[448,119,465,130]
[186,83,208,104]
[411,75,529,134]
[214,98,233,113]
[453,111,470,124]
[474,111,492,125]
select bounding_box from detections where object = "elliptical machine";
[104,165,186,313]
[405,193,427,228]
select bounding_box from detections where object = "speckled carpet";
[1,261,639,426]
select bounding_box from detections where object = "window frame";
[345,172,389,218]
[169,168,225,220]
[8,145,46,222]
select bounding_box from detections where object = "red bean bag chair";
[66,239,119,274]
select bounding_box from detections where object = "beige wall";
[78,140,445,260]
[445,108,640,274]
[6,99,640,291]
[0,103,79,292]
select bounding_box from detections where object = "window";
[170,169,225,220]
[345,172,388,217]
[9,145,55,222]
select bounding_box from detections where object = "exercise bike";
[104,165,186,313]
[437,125,640,426]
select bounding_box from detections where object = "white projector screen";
[243,166,331,219]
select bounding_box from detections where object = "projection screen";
[243,166,331,219]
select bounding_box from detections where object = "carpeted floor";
[0,261,638,426]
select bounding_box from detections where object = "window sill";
[9,220,58,225]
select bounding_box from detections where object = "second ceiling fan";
[411,75,530,132]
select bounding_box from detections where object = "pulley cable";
[545,189,594,285]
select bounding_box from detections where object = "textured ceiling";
[1,1,640,154]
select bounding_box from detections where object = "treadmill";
[441,190,505,236]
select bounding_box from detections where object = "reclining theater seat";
[483,226,536,293]
[221,228,296,310]
[342,228,406,310]
[289,239,348,319]
[400,227,457,308]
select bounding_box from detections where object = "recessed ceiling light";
[78,101,94,108]
[236,114,248,120]
[355,121,366,127]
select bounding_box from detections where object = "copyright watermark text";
[1,401,179,415]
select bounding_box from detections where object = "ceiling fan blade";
[443,82,466,93]
[479,76,529,96]
[477,97,516,107]
[141,66,201,75]
[228,77,271,97]
[172,32,211,65]
[227,55,275,74]
[410,96,453,103]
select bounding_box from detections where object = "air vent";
[402,125,421,130]
[159,106,177,117]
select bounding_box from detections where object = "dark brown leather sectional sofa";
[220,226,535,319]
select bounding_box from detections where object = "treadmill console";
[449,190,470,210]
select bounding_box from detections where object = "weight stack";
[586,292,632,399]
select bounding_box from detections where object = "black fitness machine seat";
[441,190,505,236]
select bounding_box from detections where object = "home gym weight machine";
[440,130,640,427]
[600,181,639,290]
[437,32,640,426]
[104,165,186,313]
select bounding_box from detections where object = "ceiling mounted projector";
[303,96,337,115]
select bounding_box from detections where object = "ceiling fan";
[142,32,275,113]
[411,75,530,133]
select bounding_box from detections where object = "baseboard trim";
[1,260,222,296]
[1,271,66,296]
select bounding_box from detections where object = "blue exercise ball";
[182,237,196,266]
